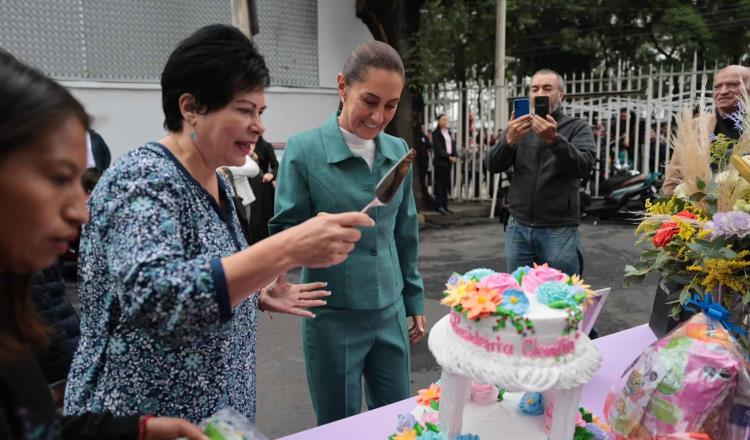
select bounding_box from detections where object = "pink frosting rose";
[470,381,498,405]
[522,263,567,295]
[478,273,520,295]
[420,410,440,425]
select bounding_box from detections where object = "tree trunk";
[355,0,434,210]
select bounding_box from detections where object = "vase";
[648,277,694,338]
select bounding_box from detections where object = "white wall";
[64,82,165,161]
[62,1,374,161]
[317,0,373,88]
[64,83,342,160]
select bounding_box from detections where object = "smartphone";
[513,98,530,118]
[534,96,550,118]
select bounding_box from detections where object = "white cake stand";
[428,314,603,440]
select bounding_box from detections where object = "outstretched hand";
[260,273,330,318]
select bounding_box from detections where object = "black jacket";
[30,260,80,384]
[486,108,595,227]
[431,128,457,169]
[0,311,139,439]
[247,137,279,245]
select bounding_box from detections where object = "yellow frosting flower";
[394,429,417,440]
[441,279,475,308]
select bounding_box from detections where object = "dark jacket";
[0,314,139,439]
[88,130,111,175]
[486,108,596,227]
[30,260,80,385]
[431,128,457,169]
[248,137,279,245]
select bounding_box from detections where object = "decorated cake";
[416,265,604,440]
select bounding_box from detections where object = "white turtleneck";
[339,127,376,169]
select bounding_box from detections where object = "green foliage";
[406,0,750,84]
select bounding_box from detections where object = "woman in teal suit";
[269,41,425,425]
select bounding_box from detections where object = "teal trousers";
[303,300,411,425]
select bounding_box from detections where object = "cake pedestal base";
[547,386,583,440]
[438,370,471,440]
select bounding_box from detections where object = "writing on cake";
[449,311,575,357]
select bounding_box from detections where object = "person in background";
[431,113,457,214]
[270,41,425,426]
[247,136,278,245]
[0,48,207,440]
[486,68,595,275]
[64,24,372,424]
[662,64,750,195]
[87,129,111,176]
[414,123,433,206]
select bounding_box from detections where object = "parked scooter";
[581,162,663,223]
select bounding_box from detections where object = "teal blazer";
[269,113,424,315]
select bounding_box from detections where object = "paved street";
[255,219,660,438]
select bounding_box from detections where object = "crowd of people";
[1,17,749,440]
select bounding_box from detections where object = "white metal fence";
[422,56,720,206]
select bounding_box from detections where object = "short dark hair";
[161,24,270,132]
[436,113,446,121]
[0,49,89,161]
[342,41,405,85]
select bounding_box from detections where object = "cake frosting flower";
[420,410,440,426]
[518,391,544,415]
[462,267,495,281]
[396,414,418,433]
[477,273,520,295]
[446,273,461,287]
[499,289,529,315]
[536,282,581,308]
[441,279,474,308]
[511,265,532,284]
[416,383,441,408]
[461,287,501,320]
[521,263,567,294]
[470,381,498,405]
[393,428,418,440]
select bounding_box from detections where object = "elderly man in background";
[486,69,596,275]
[662,65,750,195]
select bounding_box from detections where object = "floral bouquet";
[625,95,750,352]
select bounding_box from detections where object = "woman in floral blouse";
[64,25,373,423]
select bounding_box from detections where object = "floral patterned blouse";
[64,143,257,423]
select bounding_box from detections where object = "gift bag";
[604,313,746,440]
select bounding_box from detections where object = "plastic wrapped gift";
[199,408,269,440]
[604,309,749,439]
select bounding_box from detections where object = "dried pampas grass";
[672,84,750,212]
[671,106,713,209]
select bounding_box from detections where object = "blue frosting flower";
[456,435,480,440]
[463,268,495,282]
[396,413,417,432]
[510,265,532,284]
[500,289,529,315]
[536,282,576,308]
[518,392,544,416]
[446,273,462,287]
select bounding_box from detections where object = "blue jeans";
[505,216,583,275]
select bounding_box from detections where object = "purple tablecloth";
[280,324,657,440]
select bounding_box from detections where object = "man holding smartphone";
[486,69,596,275]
